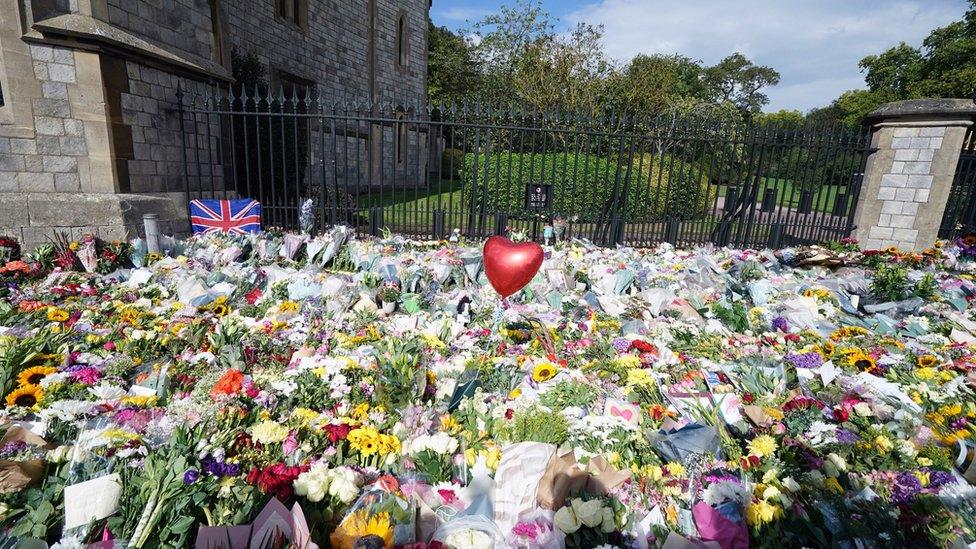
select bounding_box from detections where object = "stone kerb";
[853,98,976,251]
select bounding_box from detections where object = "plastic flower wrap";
[330,476,415,549]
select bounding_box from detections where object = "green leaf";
[170,515,195,534]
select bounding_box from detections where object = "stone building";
[0,0,430,247]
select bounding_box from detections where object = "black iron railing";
[178,87,875,249]
[940,126,976,240]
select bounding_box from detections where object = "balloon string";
[501,296,510,309]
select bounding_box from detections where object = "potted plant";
[378,283,400,314]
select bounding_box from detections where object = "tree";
[427,21,480,102]
[703,53,781,114]
[608,54,711,113]
[818,0,976,126]
[859,43,924,98]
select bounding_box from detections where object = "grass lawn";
[717,178,850,213]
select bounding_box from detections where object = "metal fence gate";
[939,126,976,240]
[178,87,874,249]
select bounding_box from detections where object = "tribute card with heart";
[604,398,640,427]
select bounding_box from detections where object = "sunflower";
[848,351,877,373]
[5,385,43,409]
[917,354,939,367]
[884,246,899,255]
[46,307,69,322]
[330,510,393,549]
[16,365,56,387]
[210,302,230,318]
[532,362,557,383]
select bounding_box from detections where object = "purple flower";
[891,472,922,504]
[771,317,788,333]
[785,352,823,369]
[835,429,858,444]
[926,469,956,489]
[612,338,631,352]
[183,469,200,484]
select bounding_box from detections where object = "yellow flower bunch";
[120,395,157,407]
[251,420,289,445]
[830,326,869,341]
[802,287,832,300]
[347,427,400,456]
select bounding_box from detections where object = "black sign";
[525,183,553,211]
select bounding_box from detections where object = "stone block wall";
[105,0,217,63]
[853,99,976,251]
[863,126,944,249]
[1,44,87,194]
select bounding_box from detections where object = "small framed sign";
[525,183,553,211]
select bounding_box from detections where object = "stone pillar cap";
[866,98,976,125]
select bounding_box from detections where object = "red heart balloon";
[483,236,544,298]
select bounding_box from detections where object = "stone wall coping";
[874,119,974,129]
[866,98,976,125]
[30,14,232,82]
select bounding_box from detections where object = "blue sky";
[430,0,970,112]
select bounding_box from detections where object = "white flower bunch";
[293,462,362,504]
[554,498,615,534]
[408,432,459,455]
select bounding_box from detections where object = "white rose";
[853,402,872,417]
[826,453,847,472]
[572,498,605,528]
[328,467,362,504]
[554,506,581,533]
[822,459,839,478]
[782,477,800,492]
[600,506,615,533]
[294,464,330,503]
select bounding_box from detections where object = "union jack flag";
[189,199,262,235]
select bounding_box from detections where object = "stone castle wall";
[0,0,428,248]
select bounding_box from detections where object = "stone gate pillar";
[853,99,976,251]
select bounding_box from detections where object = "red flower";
[322,423,352,443]
[629,340,658,355]
[742,393,755,404]
[833,407,850,422]
[246,463,308,501]
[245,288,263,305]
[211,368,244,399]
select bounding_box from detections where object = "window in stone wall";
[396,14,409,69]
[275,0,307,30]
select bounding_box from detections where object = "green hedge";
[460,152,714,221]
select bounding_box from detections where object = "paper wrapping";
[0,425,51,494]
[493,442,556,533]
[535,448,631,510]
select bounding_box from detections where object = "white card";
[63,474,121,529]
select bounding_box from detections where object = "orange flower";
[210,368,244,399]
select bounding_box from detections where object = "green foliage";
[914,272,939,299]
[704,53,781,115]
[510,407,569,445]
[461,152,714,221]
[440,148,465,180]
[539,380,597,410]
[871,264,909,302]
[428,21,481,102]
[435,1,780,114]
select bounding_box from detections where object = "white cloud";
[565,0,968,111]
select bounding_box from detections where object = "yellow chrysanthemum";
[748,435,778,458]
